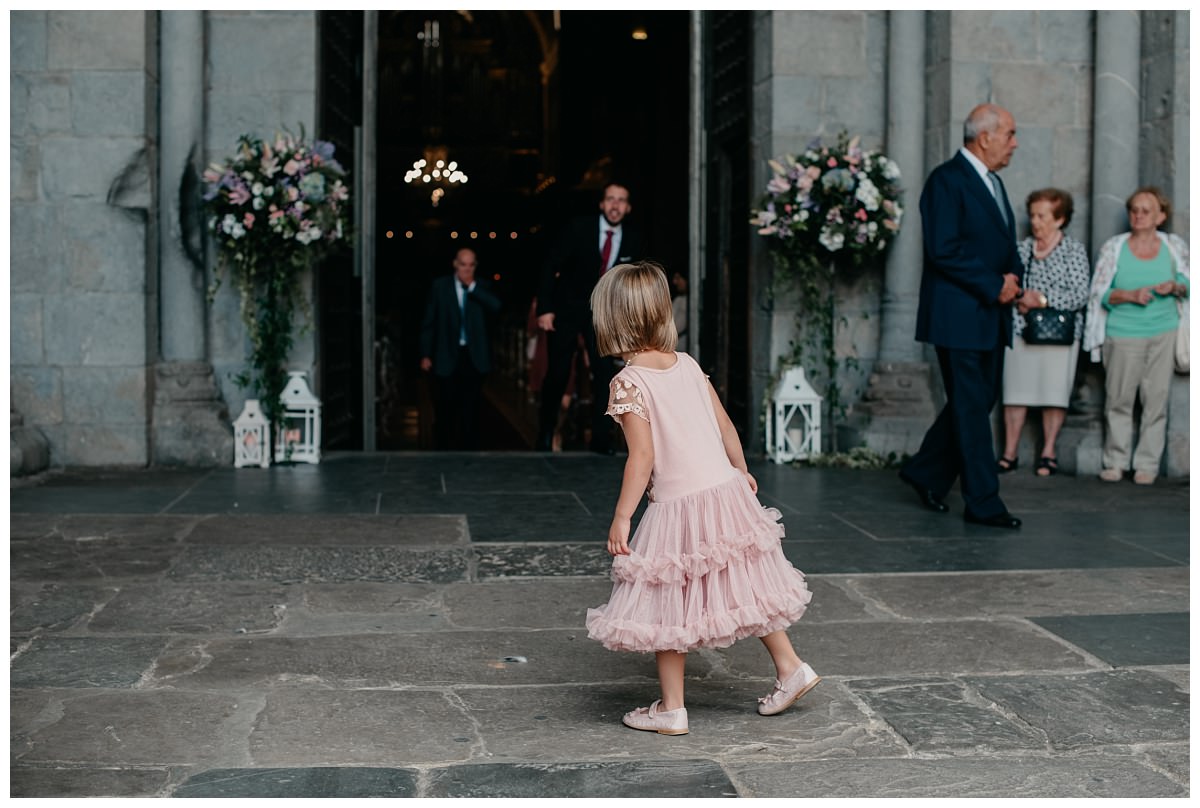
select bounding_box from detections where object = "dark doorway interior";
[316,10,365,450]
[372,10,689,450]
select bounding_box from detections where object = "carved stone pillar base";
[152,361,234,467]
[841,361,939,459]
[11,407,50,476]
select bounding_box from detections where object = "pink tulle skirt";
[585,473,812,654]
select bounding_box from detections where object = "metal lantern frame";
[233,398,271,468]
[767,367,823,463]
[274,371,322,464]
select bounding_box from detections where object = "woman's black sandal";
[1035,457,1058,477]
[997,456,1019,473]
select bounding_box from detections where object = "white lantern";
[274,371,322,464]
[766,367,823,463]
[233,399,271,468]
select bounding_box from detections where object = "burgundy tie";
[600,229,614,275]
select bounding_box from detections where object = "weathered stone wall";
[203,10,321,423]
[758,10,889,448]
[10,11,158,465]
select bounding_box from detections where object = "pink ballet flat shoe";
[621,699,689,735]
[757,662,821,716]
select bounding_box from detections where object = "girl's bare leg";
[656,651,687,711]
[759,630,803,680]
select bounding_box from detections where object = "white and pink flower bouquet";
[751,133,903,267]
[203,131,350,265]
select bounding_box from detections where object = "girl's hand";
[742,470,758,494]
[607,516,632,556]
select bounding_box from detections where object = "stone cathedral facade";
[9,11,1190,477]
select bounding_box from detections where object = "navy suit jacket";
[537,215,642,319]
[914,151,1024,350]
[419,275,501,377]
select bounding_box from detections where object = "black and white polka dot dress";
[1002,234,1091,408]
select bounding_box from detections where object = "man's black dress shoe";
[898,472,948,513]
[964,511,1022,529]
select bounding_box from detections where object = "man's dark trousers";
[434,346,484,450]
[903,345,1005,518]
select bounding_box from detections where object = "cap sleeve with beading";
[607,376,649,423]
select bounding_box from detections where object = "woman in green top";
[1083,187,1190,485]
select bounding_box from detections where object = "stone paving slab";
[727,755,1188,798]
[379,493,597,542]
[10,537,185,582]
[714,619,1098,679]
[474,543,613,578]
[11,582,118,634]
[962,670,1189,749]
[838,506,1189,541]
[1030,612,1190,666]
[425,760,738,798]
[10,765,175,798]
[440,579,616,628]
[1139,744,1190,786]
[13,690,246,766]
[150,631,684,689]
[838,568,1190,619]
[248,691,478,766]
[166,545,471,584]
[172,766,418,798]
[279,582,450,636]
[11,636,167,688]
[183,514,468,546]
[847,677,1047,752]
[781,533,1178,574]
[86,582,290,635]
[456,679,905,764]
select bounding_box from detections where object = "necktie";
[600,229,614,275]
[988,173,1009,228]
[458,283,467,345]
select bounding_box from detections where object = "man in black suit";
[419,247,501,450]
[535,182,642,453]
[899,103,1036,529]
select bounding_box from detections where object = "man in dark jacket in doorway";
[420,247,501,449]
[535,182,642,453]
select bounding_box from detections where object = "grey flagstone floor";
[9,453,1190,798]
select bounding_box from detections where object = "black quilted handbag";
[1023,308,1076,346]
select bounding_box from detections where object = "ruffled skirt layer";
[585,474,811,654]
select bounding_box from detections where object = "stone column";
[850,10,937,456]
[878,10,926,363]
[1091,11,1140,247]
[1069,11,1143,476]
[153,10,233,466]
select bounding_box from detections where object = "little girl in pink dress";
[585,261,819,736]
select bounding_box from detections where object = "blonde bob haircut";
[591,261,678,358]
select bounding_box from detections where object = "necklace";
[625,348,649,365]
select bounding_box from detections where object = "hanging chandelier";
[404,153,468,207]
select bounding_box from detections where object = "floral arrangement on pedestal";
[202,129,351,442]
[751,132,904,451]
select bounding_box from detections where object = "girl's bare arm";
[608,412,653,556]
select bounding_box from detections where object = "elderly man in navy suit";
[535,182,642,454]
[420,247,501,450]
[899,103,1037,529]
